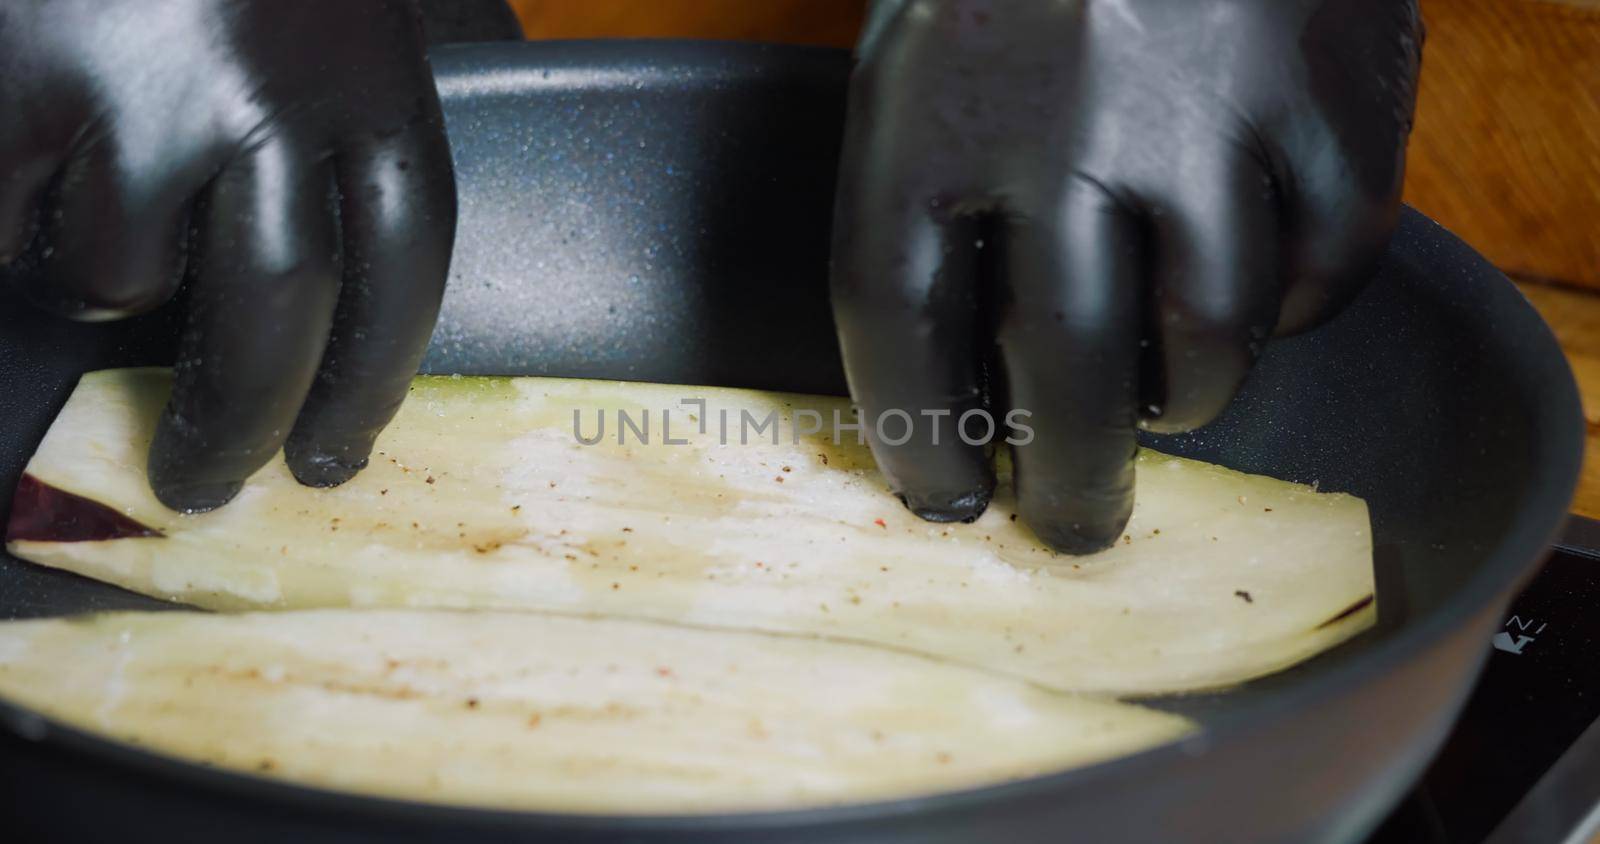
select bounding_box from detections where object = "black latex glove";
[832,0,1423,553]
[0,0,457,512]
[416,0,524,46]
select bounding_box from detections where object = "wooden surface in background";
[1518,282,1600,519]
[1406,0,1600,289]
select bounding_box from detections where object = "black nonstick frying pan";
[0,41,1585,843]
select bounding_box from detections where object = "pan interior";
[0,40,1581,815]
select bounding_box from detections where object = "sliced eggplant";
[7,369,1375,695]
[0,609,1191,813]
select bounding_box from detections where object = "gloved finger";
[0,93,76,267]
[4,141,194,320]
[0,155,54,266]
[1144,150,1281,434]
[998,178,1141,555]
[417,0,525,45]
[147,132,341,512]
[1276,0,1420,336]
[1274,158,1405,337]
[284,123,456,487]
[831,177,994,523]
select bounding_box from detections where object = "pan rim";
[0,40,1586,834]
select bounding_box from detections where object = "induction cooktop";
[1371,518,1600,843]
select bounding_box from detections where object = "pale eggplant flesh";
[0,368,1378,812]
[7,369,1376,697]
[0,608,1192,814]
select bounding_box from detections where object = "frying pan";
[0,41,1584,843]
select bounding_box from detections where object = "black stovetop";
[1370,519,1600,843]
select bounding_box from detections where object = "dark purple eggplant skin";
[6,474,162,543]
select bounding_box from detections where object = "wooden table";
[1517,282,1600,518]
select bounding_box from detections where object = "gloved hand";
[831,0,1423,553]
[0,0,457,512]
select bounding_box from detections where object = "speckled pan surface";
[0,41,1583,844]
